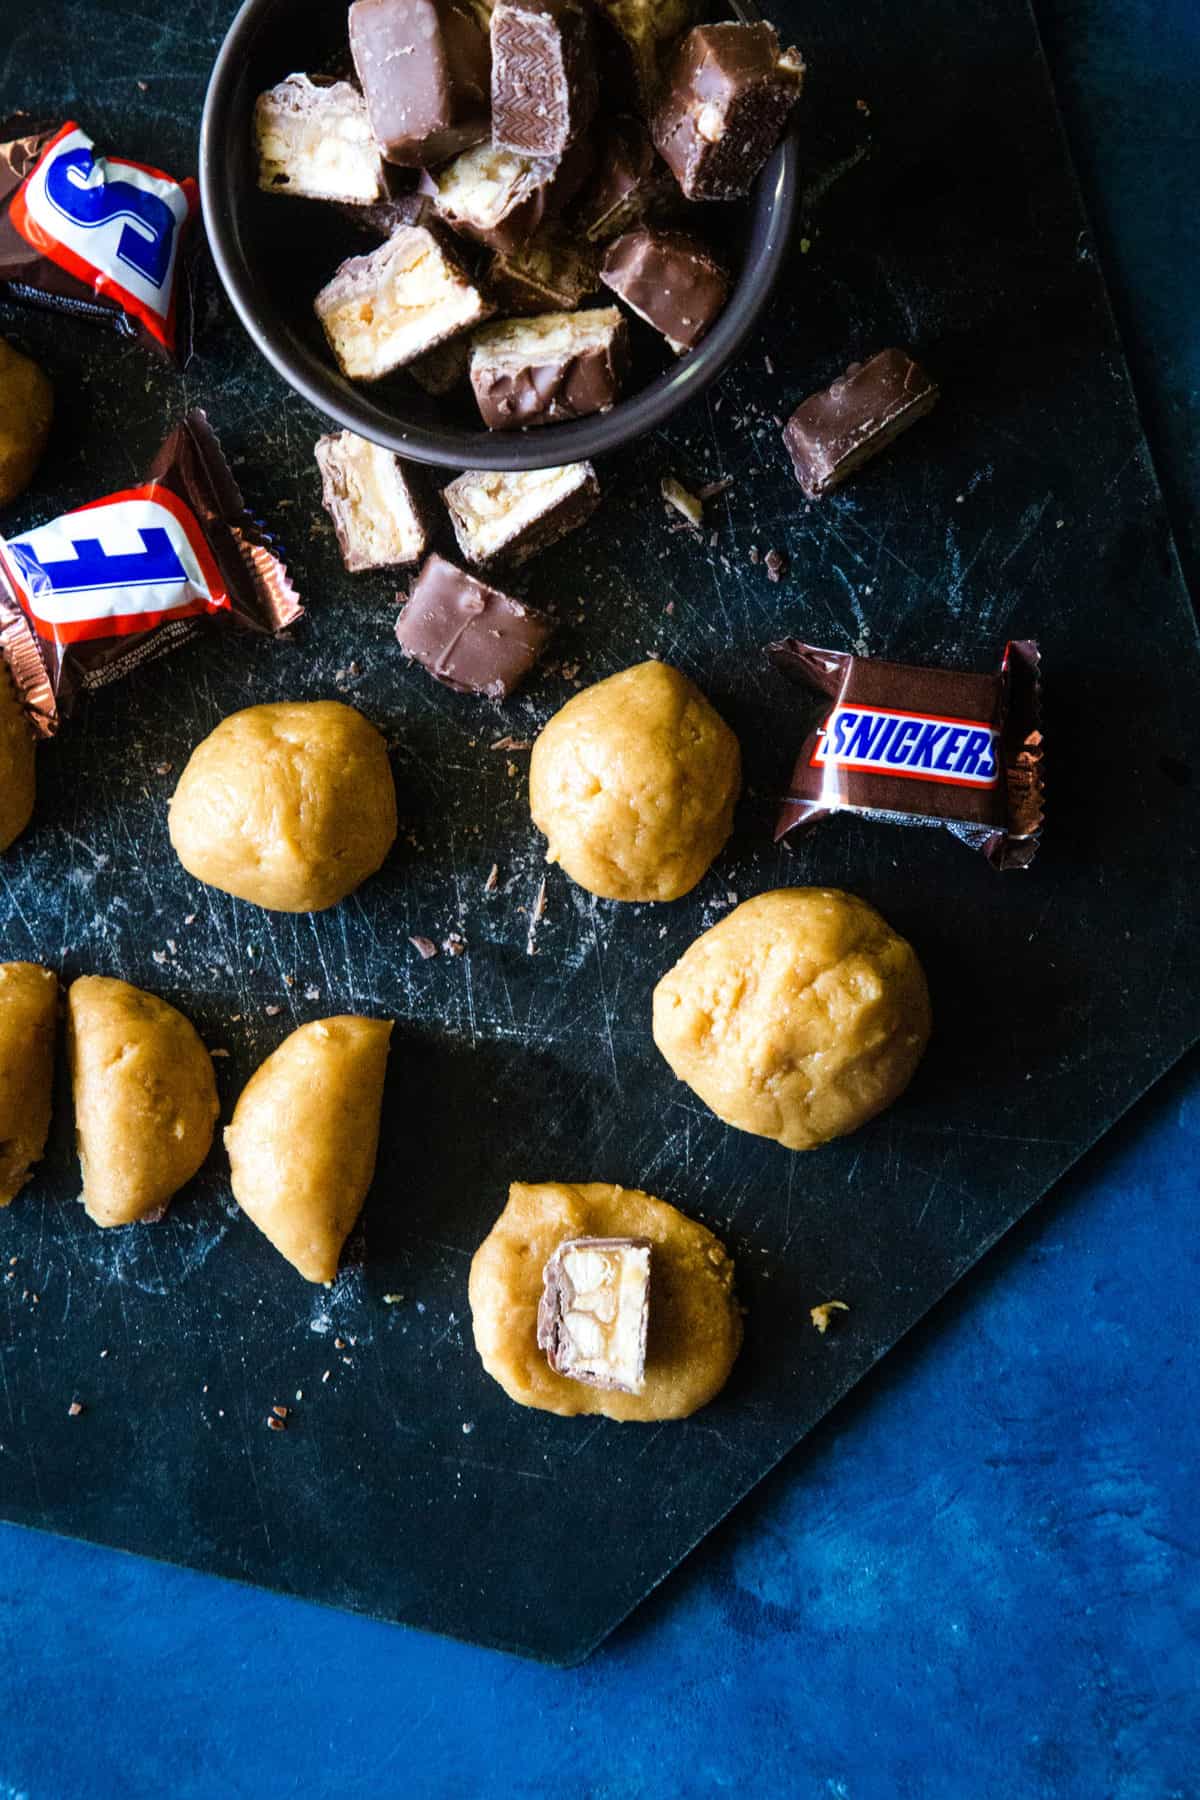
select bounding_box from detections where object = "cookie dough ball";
[0,668,35,853]
[225,1015,393,1283]
[0,336,52,508]
[0,963,57,1206]
[653,888,931,1152]
[529,660,741,902]
[169,701,397,913]
[469,1180,741,1420]
[68,976,219,1227]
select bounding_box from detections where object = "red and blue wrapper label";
[769,638,1044,869]
[0,411,303,734]
[0,117,197,360]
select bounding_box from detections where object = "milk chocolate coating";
[349,0,491,167]
[395,553,553,696]
[490,0,598,157]
[600,227,728,352]
[536,1236,651,1392]
[653,22,804,201]
[574,113,676,243]
[470,310,630,429]
[783,349,940,497]
[486,235,598,314]
[420,130,594,253]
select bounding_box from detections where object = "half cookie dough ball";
[68,977,219,1226]
[225,1016,393,1283]
[0,669,35,853]
[169,701,397,913]
[0,335,53,508]
[653,888,931,1151]
[529,660,741,902]
[469,1180,741,1420]
[0,963,57,1206]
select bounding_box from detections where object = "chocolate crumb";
[490,736,531,752]
[748,545,760,564]
[484,863,500,893]
[334,1338,345,1350]
[765,549,788,582]
[266,1415,286,1431]
[442,933,466,956]
[409,935,438,959]
[68,1400,84,1417]
[153,761,173,776]
[272,1404,289,1419]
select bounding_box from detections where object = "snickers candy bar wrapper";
[0,117,198,361]
[769,638,1044,870]
[0,410,303,735]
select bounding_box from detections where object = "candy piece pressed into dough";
[0,668,35,854]
[0,962,57,1206]
[469,1179,741,1420]
[653,887,931,1152]
[225,1016,393,1284]
[529,659,741,901]
[169,701,398,914]
[67,977,219,1227]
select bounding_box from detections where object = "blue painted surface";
[0,0,1196,1794]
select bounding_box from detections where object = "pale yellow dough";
[653,888,932,1152]
[528,661,741,902]
[0,335,52,508]
[225,1016,393,1283]
[469,1180,741,1420]
[168,701,397,913]
[0,670,35,853]
[68,976,219,1227]
[0,962,57,1205]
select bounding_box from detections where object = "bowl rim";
[199,0,800,472]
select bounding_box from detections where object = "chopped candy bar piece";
[490,0,598,157]
[537,1236,652,1394]
[782,349,940,497]
[485,234,598,314]
[314,431,430,572]
[653,22,804,201]
[441,462,599,566]
[575,113,675,243]
[600,226,728,352]
[595,0,693,105]
[254,74,387,204]
[420,133,592,252]
[396,553,553,696]
[349,0,491,167]
[469,306,630,428]
[314,223,492,381]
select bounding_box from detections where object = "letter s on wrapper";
[0,410,303,735]
[0,117,198,362]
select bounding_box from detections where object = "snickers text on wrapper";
[0,411,303,734]
[769,638,1044,869]
[0,118,197,359]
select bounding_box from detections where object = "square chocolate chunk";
[595,0,693,106]
[255,75,387,205]
[783,349,940,497]
[600,226,728,353]
[537,1237,652,1394]
[441,462,599,566]
[396,553,554,696]
[315,431,430,571]
[485,235,598,314]
[490,0,598,157]
[653,22,804,201]
[574,113,676,244]
[469,306,630,429]
[349,0,491,167]
[314,224,492,381]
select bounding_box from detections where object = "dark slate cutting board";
[0,0,1197,1665]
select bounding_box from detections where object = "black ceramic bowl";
[200,0,800,471]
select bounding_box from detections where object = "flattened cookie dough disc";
[529,660,741,902]
[68,977,219,1227]
[653,887,931,1151]
[0,962,57,1206]
[225,1015,393,1284]
[0,670,35,854]
[169,701,398,913]
[469,1180,741,1420]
